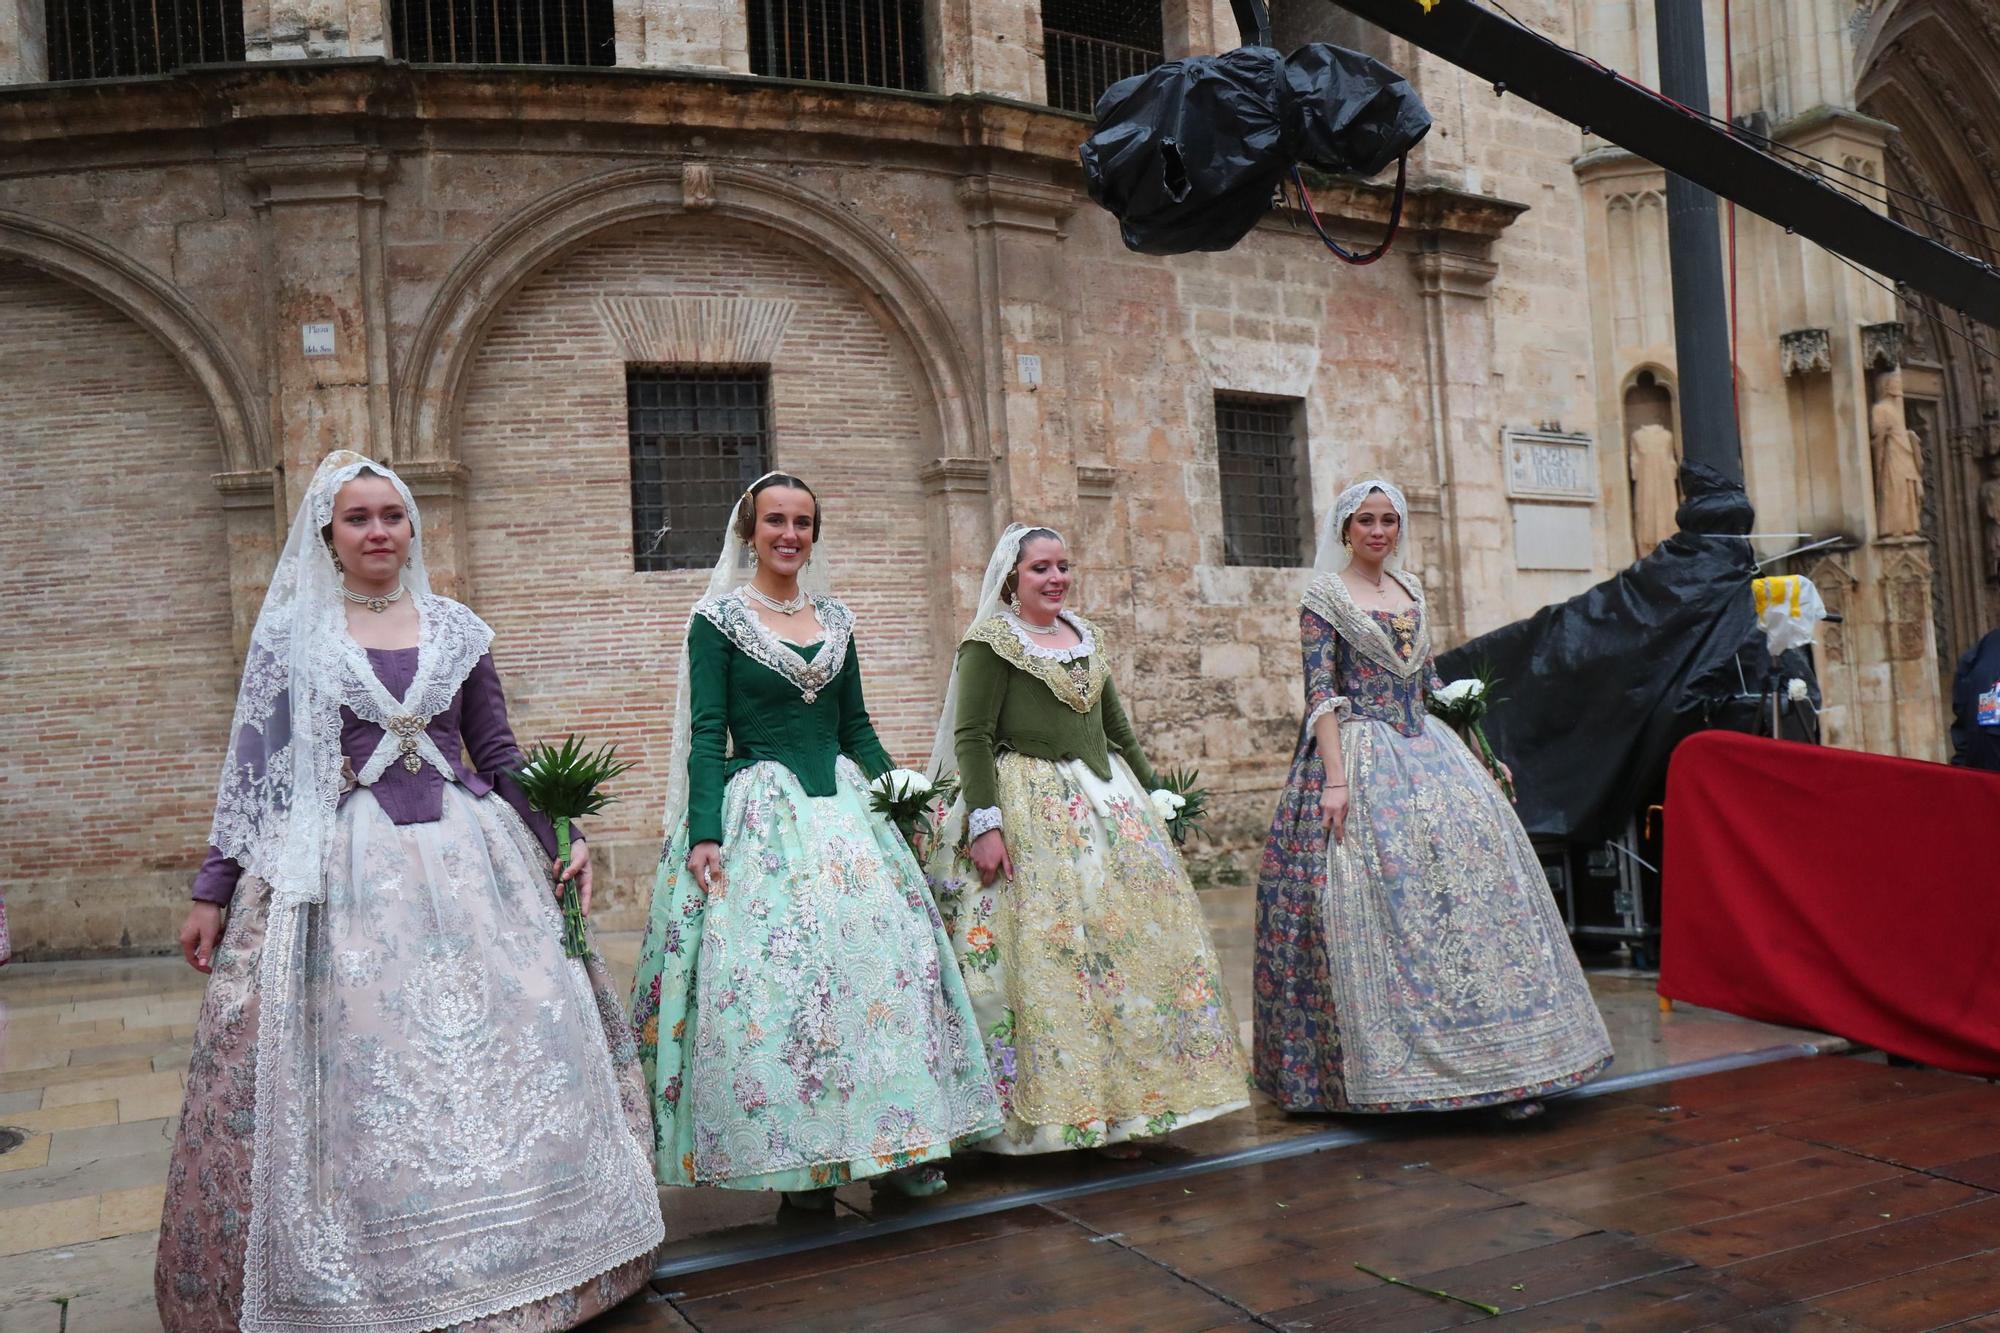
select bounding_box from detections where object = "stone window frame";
[1213,390,1313,569]
[1038,0,1163,113]
[628,364,775,572]
[745,0,929,91]
[383,0,616,65]
[42,0,244,79]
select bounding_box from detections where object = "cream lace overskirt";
[929,753,1248,1153]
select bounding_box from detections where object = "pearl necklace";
[341,581,405,614]
[743,583,809,616]
[1011,610,1063,637]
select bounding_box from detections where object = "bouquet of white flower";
[869,768,959,850]
[1426,667,1515,801]
[1153,766,1210,847]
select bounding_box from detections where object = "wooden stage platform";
[601,1054,2000,1331]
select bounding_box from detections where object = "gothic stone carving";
[1781,327,1833,377]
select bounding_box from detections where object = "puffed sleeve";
[685,615,731,848]
[459,652,563,860]
[835,637,893,780]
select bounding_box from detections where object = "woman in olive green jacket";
[924,524,1249,1155]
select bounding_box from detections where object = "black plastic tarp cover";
[1435,465,1818,842]
[1079,43,1432,255]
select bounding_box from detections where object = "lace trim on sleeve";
[1305,696,1352,732]
[967,806,1004,839]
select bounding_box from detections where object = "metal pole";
[1654,0,1745,485]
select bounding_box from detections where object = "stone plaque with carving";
[1503,429,1597,501]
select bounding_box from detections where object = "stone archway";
[406,166,983,929]
[396,161,985,470]
[0,209,267,476]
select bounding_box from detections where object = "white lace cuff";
[967,807,1003,839]
[1305,696,1352,732]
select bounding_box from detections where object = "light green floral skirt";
[632,758,1000,1190]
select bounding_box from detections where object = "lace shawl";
[963,612,1109,715]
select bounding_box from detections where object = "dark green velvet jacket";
[685,594,892,847]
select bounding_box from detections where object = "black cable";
[1823,247,1998,363]
[1476,0,2000,253]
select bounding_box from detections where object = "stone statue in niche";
[1629,423,1680,557]
[1623,368,1678,558]
[1869,369,1926,538]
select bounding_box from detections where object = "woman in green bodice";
[630,474,999,1208]
[924,524,1249,1155]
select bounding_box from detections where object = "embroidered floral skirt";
[632,758,1001,1191]
[155,785,664,1333]
[927,753,1249,1154]
[1253,715,1613,1113]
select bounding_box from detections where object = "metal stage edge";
[651,1040,1831,1284]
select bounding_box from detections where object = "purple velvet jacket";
[192,648,568,905]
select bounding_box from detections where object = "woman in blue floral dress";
[629,474,1000,1208]
[1253,480,1612,1118]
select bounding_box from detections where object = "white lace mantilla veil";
[207,449,489,910]
[1310,478,1412,585]
[925,522,1064,782]
[657,472,835,852]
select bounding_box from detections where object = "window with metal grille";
[1041,0,1161,115]
[1215,394,1311,568]
[629,368,774,573]
[387,0,614,65]
[44,0,245,80]
[747,0,926,91]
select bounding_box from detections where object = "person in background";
[1950,625,2000,772]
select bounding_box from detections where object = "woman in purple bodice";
[155,450,662,1333]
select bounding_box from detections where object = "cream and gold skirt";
[927,752,1249,1154]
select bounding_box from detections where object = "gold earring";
[1009,593,1023,615]
[332,553,345,573]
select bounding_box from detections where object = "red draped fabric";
[1660,730,2000,1075]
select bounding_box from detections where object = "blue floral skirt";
[1253,716,1612,1112]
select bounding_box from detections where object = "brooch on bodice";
[387,714,429,773]
[797,662,831,705]
[1388,612,1419,660]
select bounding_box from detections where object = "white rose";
[871,768,933,798]
[1434,678,1485,704]
[1786,678,1810,703]
[1150,789,1188,821]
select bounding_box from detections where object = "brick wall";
[0,263,236,954]
[456,218,941,926]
